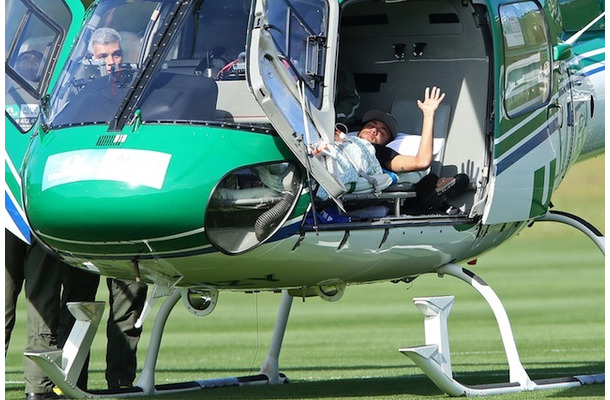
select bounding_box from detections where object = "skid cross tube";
[26,288,293,398]
[537,210,605,255]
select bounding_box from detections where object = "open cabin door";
[482,1,559,224]
[247,0,346,206]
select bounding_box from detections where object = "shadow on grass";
[5,362,602,400]
[96,359,607,380]
[126,370,605,400]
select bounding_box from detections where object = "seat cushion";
[386,134,445,158]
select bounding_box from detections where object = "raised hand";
[417,86,446,117]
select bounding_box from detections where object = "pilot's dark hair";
[88,27,122,54]
[15,50,43,82]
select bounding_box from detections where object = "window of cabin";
[5,0,68,132]
[264,0,329,108]
[499,1,551,117]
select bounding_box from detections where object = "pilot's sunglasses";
[96,50,122,59]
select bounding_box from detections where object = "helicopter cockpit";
[46,0,260,128]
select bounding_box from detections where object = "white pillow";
[386,134,445,159]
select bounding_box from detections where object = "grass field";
[4,156,605,400]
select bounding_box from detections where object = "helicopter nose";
[22,130,307,260]
[24,145,210,244]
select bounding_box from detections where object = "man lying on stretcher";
[314,86,468,208]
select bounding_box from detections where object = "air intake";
[96,134,127,147]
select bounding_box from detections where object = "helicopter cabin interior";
[206,0,494,255]
[322,0,492,220]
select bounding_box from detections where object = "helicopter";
[5,0,605,397]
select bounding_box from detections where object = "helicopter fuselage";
[17,0,604,292]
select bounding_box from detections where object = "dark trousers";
[6,230,148,392]
[5,231,27,354]
[6,234,64,394]
[105,278,148,389]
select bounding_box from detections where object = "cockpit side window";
[189,0,250,78]
[136,0,252,123]
[500,1,552,117]
[263,0,328,107]
[5,0,68,132]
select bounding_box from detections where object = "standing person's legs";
[23,240,62,397]
[105,278,148,389]
[5,231,27,354]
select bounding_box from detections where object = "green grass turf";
[4,155,605,399]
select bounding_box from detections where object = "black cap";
[362,110,399,139]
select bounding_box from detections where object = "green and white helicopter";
[5,0,605,397]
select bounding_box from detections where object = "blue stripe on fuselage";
[5,190,31,242]
[581,65,605,77]
[496,117,559,175]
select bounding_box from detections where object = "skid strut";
[25,302,106,398]
[400,263,604,396]
[538,210,605,254]
[25,288,292,398]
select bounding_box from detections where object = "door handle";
[548,103,563,129]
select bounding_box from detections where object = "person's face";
[92,42,122,73]
[357,120,393,145]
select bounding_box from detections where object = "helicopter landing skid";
[25,290,292,398]
[538,209,605,254]
[400,263,604,396]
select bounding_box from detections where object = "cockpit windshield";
[48,0,165,126]
[47,0,260,128]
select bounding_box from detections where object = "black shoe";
[415,173,440,211]
[418,174,469,212]
[419,191,443,211]
[435,173,469,197]
[435,177,456,194]
[107,380,134,390]
[25,393,65,400]
[108,384,133,390]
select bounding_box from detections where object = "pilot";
[88,27,124,75]
[52,27,133,126]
